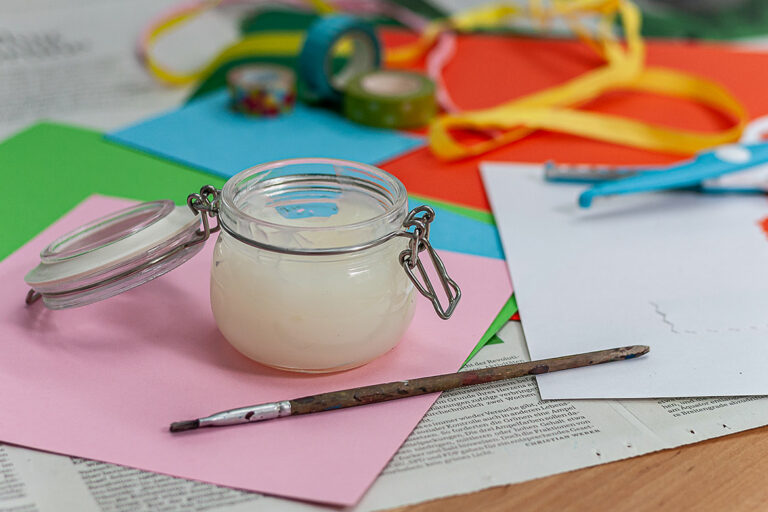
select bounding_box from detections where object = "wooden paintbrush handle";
[289,345,648,415]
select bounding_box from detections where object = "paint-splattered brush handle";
[169,345,648,432]
[289,345,648,415]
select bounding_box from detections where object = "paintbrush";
[169,344,649,433]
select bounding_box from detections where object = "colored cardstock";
[0,195,512,506]
[106,91,425,180]
[0,123,501,262]
[408,197,503,260]
[377,32,768,210]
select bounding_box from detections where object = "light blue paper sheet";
[107,90,425,179]
[409,199,503,260]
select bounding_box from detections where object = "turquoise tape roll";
[298,14,382,104]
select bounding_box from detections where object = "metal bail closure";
[24,187,220,310]
[398,206,461,320]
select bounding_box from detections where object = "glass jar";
[212,159,418,372]
[24,158,460,373]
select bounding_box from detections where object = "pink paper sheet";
[0,196,512,506]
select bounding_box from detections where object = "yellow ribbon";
[141,0,334,86]
[141,0,747,159]
[386,5,521,66]
[142,1,524,84]
[424,0,748,159]
[146,32,306,86]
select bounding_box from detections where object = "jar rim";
[220,157,408,235]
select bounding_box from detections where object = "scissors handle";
[578,143,768,208]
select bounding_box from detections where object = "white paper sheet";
[481,162,768,399]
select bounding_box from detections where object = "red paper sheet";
[378,32,768,211]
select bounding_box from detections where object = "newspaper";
[2,322,768,512]
[0,0,238,139]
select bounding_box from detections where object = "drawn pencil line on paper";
[649,302,768,335]
[650,216,768,336]
[649,302,680,334]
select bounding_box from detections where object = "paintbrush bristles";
[169,419,200,433]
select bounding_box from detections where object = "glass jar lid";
[217,158,409,254]
[25,200,204,309]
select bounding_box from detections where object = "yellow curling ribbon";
[147,32,305,86]
[386,5,521,67]
[140,0,747,158]
[304,0,336,15]
[142,0,335,86]
[423,0,747,159]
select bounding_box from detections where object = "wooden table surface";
[392,424,768,512]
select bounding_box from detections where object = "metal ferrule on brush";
[199,401,292,428]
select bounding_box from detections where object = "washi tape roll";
[343,70,437,129]
[298,14,382,104]
[227,64,296,116]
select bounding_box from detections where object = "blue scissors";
[545,117,768,208]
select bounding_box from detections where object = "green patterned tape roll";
[343,70,436,129]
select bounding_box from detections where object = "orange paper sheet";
[379,33,768,211]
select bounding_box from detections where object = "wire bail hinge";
[186,185,221,245]
[399,206,461,320]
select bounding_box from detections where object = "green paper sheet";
[240,1,446,35]
[410,193,495,226]
[0,123,225,259]
[462,294,518,367]
[640,0,768,40]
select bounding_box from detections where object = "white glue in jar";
[24,158,461,373]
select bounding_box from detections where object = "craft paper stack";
[0,194,511,505]
[0,121,511,506]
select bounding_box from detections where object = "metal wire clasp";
[190,188,462,320]
[398,206,461,320]
[186,185,221,244]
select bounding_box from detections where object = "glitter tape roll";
[227,64,296,116]
[298,14,381,104]
[343,70,436,129]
